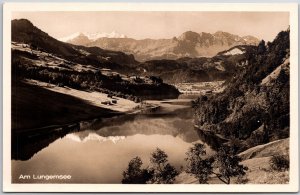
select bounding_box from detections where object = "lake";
[12,95,214,183]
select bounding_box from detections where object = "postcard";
[2,2,298,192]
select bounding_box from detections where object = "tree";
[213,146,248,184]
[257,40,266,54]
[148,148,179,184]
[122,156,153,184]
[185,143,214,184]
[276,68,289,84]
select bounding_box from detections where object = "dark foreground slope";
[12,81,119,130]
[193,30,290,152]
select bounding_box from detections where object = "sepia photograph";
[2,2,299,192]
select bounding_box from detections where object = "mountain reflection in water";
[12,96,216,183]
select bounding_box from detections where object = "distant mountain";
[59,31,127,43]
[60,33,91,45]
[62,30,259,61]
[12,19,262,85]
[137,45,256,83]
[11,19,138,72]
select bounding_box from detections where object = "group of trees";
[122,148,179,184]
[122,144,248,184]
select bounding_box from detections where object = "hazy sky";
[12,12,289,41]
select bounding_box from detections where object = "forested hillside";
[193,29,290,152]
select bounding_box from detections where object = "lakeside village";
[98,67,225,106]
[98,68,225,107]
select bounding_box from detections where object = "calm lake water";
[12,95,214,183]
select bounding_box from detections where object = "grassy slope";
[175,138,289,184]
[242,157,289,184]
[12,81,120,130]
[240,138,289,184]
[239,138,289,160]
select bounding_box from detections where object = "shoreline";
[12,79,160,134]
[11,81,160,160]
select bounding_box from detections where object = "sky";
[12,12,289,42]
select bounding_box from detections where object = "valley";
[11,18,290,185]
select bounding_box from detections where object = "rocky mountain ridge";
[63,30,259,61]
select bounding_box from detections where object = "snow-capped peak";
[59,32,83,42]
[87,31,127,40]
[59,31,127,42]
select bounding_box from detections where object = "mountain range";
[62,31,259,61]
[59,31,127,42]
[12,19,262,84]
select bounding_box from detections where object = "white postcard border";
[2,2,299,192]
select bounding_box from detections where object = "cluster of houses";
[175,81,225,94]
[100,68,156,84]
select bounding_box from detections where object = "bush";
[269,155,289,171]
